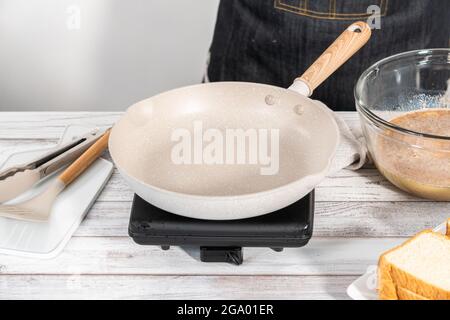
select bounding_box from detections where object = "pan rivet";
[265,95,277,106]
[294,104,304,115]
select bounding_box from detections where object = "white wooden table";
[0,112,448,300]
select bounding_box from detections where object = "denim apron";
[207,0,449,111]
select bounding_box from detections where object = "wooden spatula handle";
[59,130,111,186]
[296,21,372,95]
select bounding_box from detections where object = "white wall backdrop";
[0,0,219,111]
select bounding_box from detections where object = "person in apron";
[207,0,450,111]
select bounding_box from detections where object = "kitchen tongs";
[0,130,111,222]
[0,128,109,203]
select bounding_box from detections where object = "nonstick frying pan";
[110,22,371,220]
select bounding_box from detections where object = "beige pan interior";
[110,82,338,197]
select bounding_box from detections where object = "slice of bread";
[447,218,450,236]
[378,230,450,300]
[397,287,429,300]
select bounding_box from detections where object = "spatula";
[0,130,111,222]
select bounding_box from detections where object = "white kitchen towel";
[313,100,369,175]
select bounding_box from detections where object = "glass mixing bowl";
[355,49,450,200]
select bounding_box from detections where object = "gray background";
[0,0,219,111]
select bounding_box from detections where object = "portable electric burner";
[129,191,314,265]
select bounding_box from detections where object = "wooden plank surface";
[0,112,448,300]
[0,237,399,276]
[0,275,354,300]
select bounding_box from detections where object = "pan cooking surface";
[110,82,338,197]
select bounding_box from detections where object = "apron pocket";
[274,0,388,20]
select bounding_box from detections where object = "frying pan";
[110,22,371,220]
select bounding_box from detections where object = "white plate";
[0,125,113,259]
[347,222,448,300]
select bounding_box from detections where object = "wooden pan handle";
[59,130,111,186]
[296,21,371,95]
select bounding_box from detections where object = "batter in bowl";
[376,109,450,200]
